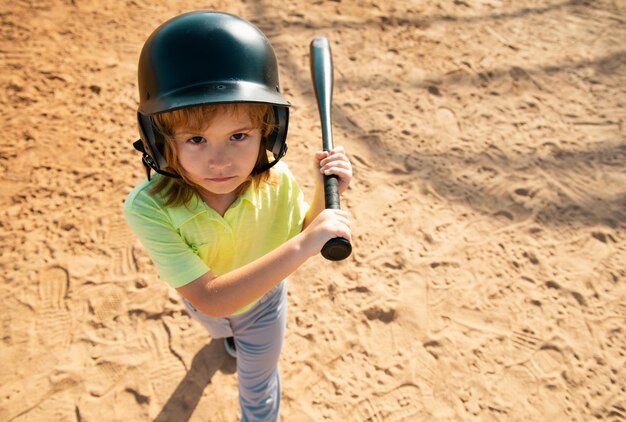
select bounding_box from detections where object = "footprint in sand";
[88,359,129,397]
[104,217,138,277]
[88,283,127,323]
[37,265,72,348]
[530,344,564,378]
[141,325,187,403]
[438,304,510,337]
[509,327,543,360]
[437,303,549,364]
[349,384,427,421]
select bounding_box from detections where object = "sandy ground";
[1,0,625,420]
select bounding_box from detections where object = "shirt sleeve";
[123,188,210,288]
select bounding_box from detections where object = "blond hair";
[149,103,276,207]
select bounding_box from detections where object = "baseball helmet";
[133,11,290,178]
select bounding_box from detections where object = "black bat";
[310,37,352,261]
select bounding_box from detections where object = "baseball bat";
[310,37,352,261]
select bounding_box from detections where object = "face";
[173,106,262,205]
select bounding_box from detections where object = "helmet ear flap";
[137,113,168,169]
[267,106,289,159]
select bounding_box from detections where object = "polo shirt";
[124,161,309,315]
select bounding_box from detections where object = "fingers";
[321,209,352,242]
[320,162,351,177]
[335,221,352,242]
[315,145,346,161]
[317,146,347,163]
[317,146,352,175]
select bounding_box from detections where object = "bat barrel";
[310,37,334,152]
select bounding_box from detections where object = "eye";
[187,136,206,145]
[230,133,248,142]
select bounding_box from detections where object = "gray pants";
[182,281,287,422]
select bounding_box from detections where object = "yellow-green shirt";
[124,161,309,315]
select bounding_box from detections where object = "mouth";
[206,176,236,183]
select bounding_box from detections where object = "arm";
[177,208,350,317]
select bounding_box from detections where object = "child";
[124,11,352,421]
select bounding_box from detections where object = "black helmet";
[133,11,290,179]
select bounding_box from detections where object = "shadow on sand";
[154,339,236,422]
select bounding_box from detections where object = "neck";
[199,190,238,217]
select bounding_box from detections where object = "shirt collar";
[239,184,260,208]
[191,184,260,211]
[167,184,260,228]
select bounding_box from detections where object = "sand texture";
[1,0,625,420]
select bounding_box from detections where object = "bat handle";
[321,175,352,261]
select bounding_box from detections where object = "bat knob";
[321,237,352,261]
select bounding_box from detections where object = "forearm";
[303,180,325,229]
[190,232,313,317]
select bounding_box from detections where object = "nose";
[207,145,231,170]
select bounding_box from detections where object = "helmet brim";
[139,81,290,116]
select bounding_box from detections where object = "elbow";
[176,273,234,318]
[188,298,232,319]
[199,306,231,319]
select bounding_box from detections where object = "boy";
[125,11,352,421]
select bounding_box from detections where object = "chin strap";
[133,140,181,181]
